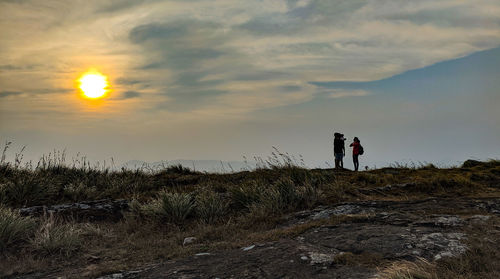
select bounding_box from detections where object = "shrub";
[354,173,378,184]
[230,182,262,210]
[462,159,482,168]
[79,223,113,239]
[31,214,82,256]
[195,190,229,224]
[251,177,317,216]
[0,178,48,207]
[286,166,311,186]
[0,206,36,251]
[254,187,285,214]
[423,175,477,193]
[274,177,300,207]
[63,182,98,201]
[297,182,320,208]
[160,164,197,175]
[144,191,195,224]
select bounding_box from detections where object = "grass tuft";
[143,191,195,224]
[195,190,229,224]
[0,206,36,252]
[30,214,82,256]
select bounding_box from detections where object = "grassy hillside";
[1,151,500,277]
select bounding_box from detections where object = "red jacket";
[350,142,360,155]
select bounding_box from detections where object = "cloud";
[1,0,499,119]
[121,91,141,99]
[325,89,370,99]
[0,91,22,98]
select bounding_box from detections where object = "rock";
[312,211,332,220]
[87,255,101,262]
[92,197,500,279]
[312,204,369,219]
[242,245,255,251]
[183,237,197,246]
[195,253,211,256]
[19,199,128,221]
[468,215,491,224]
[434,216,463,227]
[308,252,335,265]
[418,232,467,260]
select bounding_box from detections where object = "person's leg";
[353,155,359,171]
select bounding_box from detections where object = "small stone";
[195,253,211,256]
[308,252,334,265]
[242,245,255,251]
[469,215,491,223]
[434,216,463,227]
[88,255,100,261]
[183,237,197,246]
[300,256,308,261]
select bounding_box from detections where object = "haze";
[1,0,499,169]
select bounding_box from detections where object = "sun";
[78,70,109,99]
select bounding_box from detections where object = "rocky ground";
[85,197,500,279]
[5,160,500,278]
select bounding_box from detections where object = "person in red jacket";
[350,137,361,171]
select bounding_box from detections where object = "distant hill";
[121,159,256,173]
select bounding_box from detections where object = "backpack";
[358,145,364,155]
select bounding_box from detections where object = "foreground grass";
[0,158,499,277]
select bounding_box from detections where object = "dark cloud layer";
[121,90,140,99]
[0,91,22,98]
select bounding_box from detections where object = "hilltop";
[1,159,500,278]
[121,159,255,173]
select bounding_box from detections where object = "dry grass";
[30,214,83,256]
[0,206,36,252]
[1,152,500,277]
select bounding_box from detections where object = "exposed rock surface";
[19,199,128,221]
[93,198,500,279]
[183,237,197,246]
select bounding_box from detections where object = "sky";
[1,0,499,170]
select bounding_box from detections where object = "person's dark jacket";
[334,138,344,154]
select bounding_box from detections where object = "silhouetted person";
[340,134,346,168]
[333,132,345,169]
[350,137,361,171]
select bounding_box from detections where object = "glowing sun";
[78,71,109,99]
